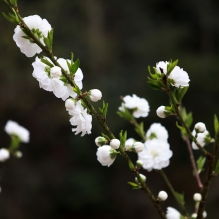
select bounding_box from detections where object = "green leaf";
[214,114,219,134]
[174,191,185,205]
[117,107,134,121]
[99,100,108,118]
[196,156,206,174]
[40,57,54,68]
[176,121,186,134]
[127,182,141,189]
[134,122,145,140]
[147,78,161,90]
[119,130,127,149]
[167,59,178,75]
[214,159,219,175]
[48,29,53,49]
[101,133,110,141]
[10,0,17,5]
[181,107,193,129]
[2,12,18,23]
[71,59,80,74]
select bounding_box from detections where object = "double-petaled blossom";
[4,120,30,143]
[166,207,181,219]
[146,123,168,142]
[32,57,83,101]
[65,99,92,136]
[13,15,52,57]
[192,129,211,150]
[119,94,150,118]
[156,61,190,88]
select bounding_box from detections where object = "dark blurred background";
[1,0,219,218]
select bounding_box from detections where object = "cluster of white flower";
[156,61,190,88]
[138,123,173,171]
[65,99,92,136]
[119,94,150,118]
[192,122,211,150]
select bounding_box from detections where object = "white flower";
[69,101,92,136]
[50,66,62,78]
[166,207,181,219]
[133,142,144,153]
[96,145,116,167]
[194,122,206,133]
[32,57,83,101]
[203,211,207,218]
[95,136,107,147]
[13,15,51,57]
[119,94,150,118]
[0,148,10,162]
[138,139,172,171]
[156,106,167,118]
[110,139,120,149]
[158,191,168,201]
[156,61,168,74]
[135,174,146,183]
[168,66,190,88]
[125,138,135,150]
[89,89,102,102]
[65,98,76,111]
[193,193,202,202]
[146,123,168,142]
[192,130,210,150]
[5,120,30,143]
[191,213,197,218]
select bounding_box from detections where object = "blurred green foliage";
[1,0,219,218]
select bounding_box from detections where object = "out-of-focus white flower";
[192,130,210,150]
[193,193,202,202]
[191,213,197,218]
[96,145,116,167]
[69,101,92,136]
[50,66,62,78]
[156,61,168,74]
[194,122,206,133]
[156,106,167,118]
[135,174,146,183]
[14,151,23,158]
[13,15,51,57]
[89,89,102,102]
[166,207,181,219]
[119,94,150,118]
[110,139,120,149]
[203,211,207,218]
[125,138,135,150]
[5,120,30,143]
[0,148,10,162]
[133,142,144,153]
[138,139,172,171]
[146,123,168,142]
[32,57,83,101]
[158,191,168,201]
[168,66,190,88]
[95,136,107,147]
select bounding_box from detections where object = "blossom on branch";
[13,15,52,57]
[89,89,102,102]
[5,120,30,143]
[96,145,116,167]
[146,123,168,142]
[166,207,181,219]
[192,129,211,150]
[119,94,150,118]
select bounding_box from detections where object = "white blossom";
[133,142,144,153]
[158,191,168,201]
[0,148,10,162]
[32,57,83,101]
[166,207,181,219]
[146,123,168,142]
[110,139,120,149]
[138,139,172,171]
[125,138,135,150]
[5,120,30,143]
[96,145,116,167]
[156,106,167,118]
[193,193,202,202]
[194,122,206,133]
[89,89,102,102]
[13,15,51,57]
[192,130,210,150]
[119,94,150,118]
[156,61,168,74]
[68,101,92,136]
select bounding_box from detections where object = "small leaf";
[127,182,141,189]
[196,156,206,174]
[214,114,219,134]
[174,191,184,205]
[48,29,54,49]
[147,78,161,90]
[214,159,219,175]
[176,121,186,134]
[167,59,178,75]
[40,58,54,68]
[2,12,18,23]
[119,130,127,149]
[101,133,110,141]
[99,100,108,118]
[71,59,80,74]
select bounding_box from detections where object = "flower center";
[150,149,159,158]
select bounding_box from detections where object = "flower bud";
[110,139,120,149]
[95,136,107,147]
[135,174,146,183]
[89,89,102,102]
[133,142,144,153]
[14,150,23,158]
[156,106,167,118]
[158,191,168,201]
[193,193,202,202]
[50,66,62,78]
[191,213,197,218]
[136,160,144,168]
[194,122,206,133]
[0,148,10,162]
[203,211,207,218]
[65,98,75,111]
[125,138,135,150]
